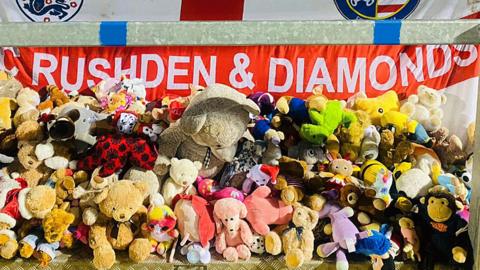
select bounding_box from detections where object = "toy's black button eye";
[378,108,384,113]
[463,176,470,182]
[230,218,234,221]
[225,219,228,222]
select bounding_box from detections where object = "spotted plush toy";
[76,134,157,177]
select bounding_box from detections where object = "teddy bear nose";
[120,214,125,219]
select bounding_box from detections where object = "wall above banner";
[2,45,479,101]
[0,0,478,22]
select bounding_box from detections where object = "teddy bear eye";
[344,167,347,170]
[225,219,228,222]
[230,218,234,221]
[112,207,116,211]
[378,108,384,113]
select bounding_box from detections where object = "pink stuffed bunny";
[213,198,253,262]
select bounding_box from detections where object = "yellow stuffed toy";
[0,98,16,130]
[142,195,179,260]
[380,110,431,146]
[352,90,399,126]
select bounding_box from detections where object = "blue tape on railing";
[373,20,402,45]
[99,21,127,46]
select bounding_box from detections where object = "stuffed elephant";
[154,84,260,178]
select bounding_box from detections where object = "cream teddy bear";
[400,85,446,132]
[162,158,201,206]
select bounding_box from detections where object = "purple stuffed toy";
[248,92,276,117]
[316,202,364,270]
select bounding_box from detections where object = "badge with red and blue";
[16,0,83,22]
[335,0,419,20]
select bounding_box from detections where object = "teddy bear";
[37,85,70,113]
[213,198,253,262]
[124,167,161,203]
[264,203,318,269]
[351,90,400,126]
[0,181,57,260]
[154,83,260,178]
[73,168,118,226]
[13,87,40,128]
[19,207,75,266]
[90,180,151,268]
[7,141,52,187]
[244,186,293,236]
[430,127,467,168]
[88,224,116,270]
[400,85,446,132]
[162,158,201,206]
[48,168,87,207]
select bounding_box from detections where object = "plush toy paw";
[264,232,282,255]
[336,260,349,270]
[186,243,211,264]
[452,246,467,263]
[156,244,166,256]
[223,247,239,262]
[92,245,116,270]
[82,207,99,226]
[271,115,282,128]
[19,243,34,258]
[285,249,304,269]
[45,156,69,170]
[276,97,290,114]
[307,194,326,211]
[0,239,18,259]
[237,244,251,260]
[129,238,151,262]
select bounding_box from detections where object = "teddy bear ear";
[179,114,207,135]
[193,161,202,171]
[133,181,150,198]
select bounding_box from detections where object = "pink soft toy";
[213,198,253,262]
[197,177,245,202]
[244,186,293,236]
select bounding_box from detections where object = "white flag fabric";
[0,0,478,22]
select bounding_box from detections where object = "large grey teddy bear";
[154,84,260,178]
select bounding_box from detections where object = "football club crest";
[335,0,420,20]
[16,0,83,22]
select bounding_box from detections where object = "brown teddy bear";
[89,180,151,269]
[37,85,70,112]
[264,203,318,269]
[7,141,52,187]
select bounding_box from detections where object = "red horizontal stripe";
[180,0,244,21]
[378,4,403,13]
[462,11,480,19]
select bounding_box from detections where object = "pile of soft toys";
[0,70,475,270]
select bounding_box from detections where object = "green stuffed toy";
[300,100,357,145]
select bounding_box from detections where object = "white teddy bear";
[400,85,446,132]
[161,158,202,206]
